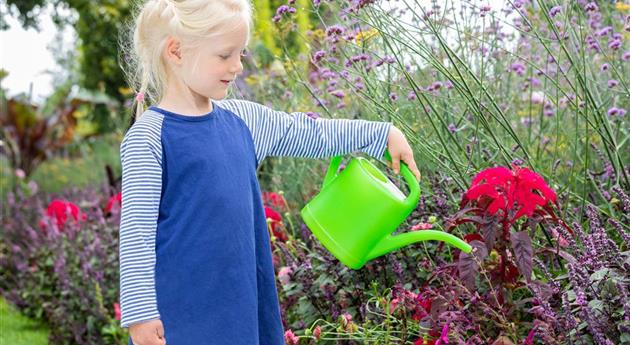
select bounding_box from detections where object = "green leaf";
[590,268,610,282]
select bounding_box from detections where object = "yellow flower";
[355,28,379,44]
[118,87,133,96]
[245,75,259,86]
[616,2,630,11]
[311,28,325,41]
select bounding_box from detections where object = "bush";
[0,185,127,344]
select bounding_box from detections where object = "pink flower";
[278,266,293,285]
[550,227,568,247]
[435,323,449,345]
[313,325,321,340]
[411,223,433,230]
[284,330,299,345]
[14,169,25,179]
[113,302,121,320]
[524,327,536,345]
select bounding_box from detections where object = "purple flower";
[608,39,621,50]
[549,6,562,17]
[527,77,541,87]
[312,50,326,63]
[600,63,610,71]
[354,82,364,90]
[607,107,626,117]
[479,5,491,17]
[447,123,457,133]
[510,62,526,76]
[584,2,598,12]
[330,90,345,99]
[608,79,618,88]
[326,25,345,37]
[389,92,398,101]
[429,81,443,91]
[623,51,630,62]
[596,26,612,37]
[407,91,417,101]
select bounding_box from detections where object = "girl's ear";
[164,36,182,65]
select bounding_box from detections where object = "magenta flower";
[623,51,630,62]
[600,63,610,71]
[608,79,618,88]
[435,323,449,345]
[407,91,417,101]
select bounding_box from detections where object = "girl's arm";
[218,99,391,166]
[118,118,163,328]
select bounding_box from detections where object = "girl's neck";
[157,81,214,116]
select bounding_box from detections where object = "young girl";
[119,0,420,344]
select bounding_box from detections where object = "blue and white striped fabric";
[119,98,391,342]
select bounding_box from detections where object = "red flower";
[113,302,121,321]
[265,206,288,242]
[104,192,122,214]
[262,191,286,210]
[39,199,86,232]
[462,165,557,226]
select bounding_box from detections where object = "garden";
[1,0,629,344]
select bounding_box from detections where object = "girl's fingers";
[392,156,401,174]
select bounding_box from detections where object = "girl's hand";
[129,319,166,345]
[386,126,421,181]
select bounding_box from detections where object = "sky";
[0,0,509,105]
[0,3,76,104]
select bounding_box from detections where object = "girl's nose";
[231,59,243,75]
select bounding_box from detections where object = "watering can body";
[300,153,472,270]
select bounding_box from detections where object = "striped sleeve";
[118,113,164,328]
[218,99,392,165]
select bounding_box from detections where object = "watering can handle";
[322,151,420,207]
[382,150,421,208]
[322,156,344,189]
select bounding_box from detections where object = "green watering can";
[300,152,472,270]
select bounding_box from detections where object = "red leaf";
[458,240,487,289]
[510,231,533,282]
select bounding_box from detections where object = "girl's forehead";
[199,24,250,52]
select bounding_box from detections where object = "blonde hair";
[120,0,253,119]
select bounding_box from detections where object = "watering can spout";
[365,230,473,262]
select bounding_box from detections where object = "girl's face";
[178,20,249,100]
